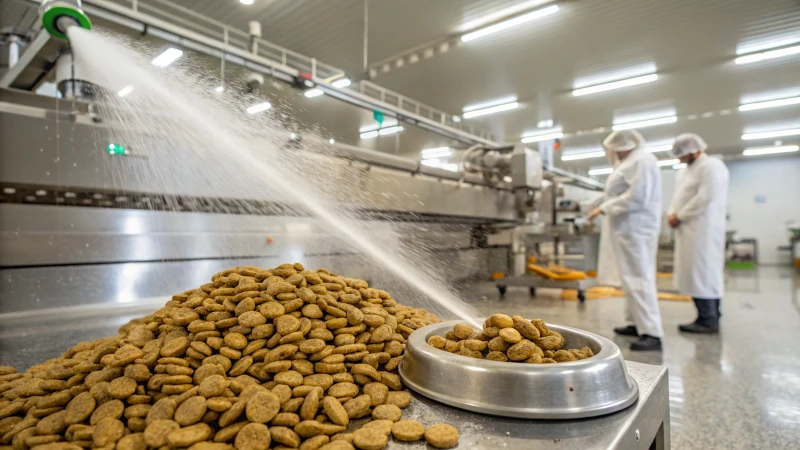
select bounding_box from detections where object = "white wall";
[661,156,800,265]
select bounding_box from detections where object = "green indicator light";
[107,144,126,155]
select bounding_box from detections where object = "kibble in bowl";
[427,314,595,364]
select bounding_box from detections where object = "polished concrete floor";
[1,262,798,449]
[470,267,800,450]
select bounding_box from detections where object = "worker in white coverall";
[587,130,664,351]
[581,150,622,288]
[668,133,729,334]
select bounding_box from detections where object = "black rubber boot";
[613,325,639,336]
[679,298,720,334]
[630,334,662,351]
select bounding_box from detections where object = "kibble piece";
[116,433,146,450]
[321,397,348,426]
[167,423,212,447]
[300,388,321,421]
[198,375,228,398]
[363,420,393,436]
[246,391,281,423]
[299,434,330,450]
[424,424,459,449]
[90,399,124,425]
[486,351,509,362]
[271,412,300,427]
[64,392,95,425]
[269,426,301,448]
[342,396,371,419]
[384,392,412,409]
[498,327,522,344]
[234,423,271,450]
[452,324,473,340]
[512,316,540,340]
[507,340,537,361]
[174,396,207,426]
[144,419,180,447]
[352,427,388,450]
[391,420,425,442]
[319,441,355,450]
[93,417,125,447]
[371,404,402,422]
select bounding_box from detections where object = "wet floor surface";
[1,263,798,449]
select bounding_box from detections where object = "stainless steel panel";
[401,321,638,419]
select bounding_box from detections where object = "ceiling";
[165,0,800,172]
[3,0,800,174]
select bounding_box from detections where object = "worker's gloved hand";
[587,207,602,221]
[668,214,681,228]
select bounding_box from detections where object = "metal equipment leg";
[498,285,507,297]
[529,287,536,297]
[578,290,586,303]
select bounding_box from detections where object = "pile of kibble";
[0,264,461,450]
[427,314,594,363]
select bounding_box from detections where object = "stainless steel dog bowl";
[399,320,638,419]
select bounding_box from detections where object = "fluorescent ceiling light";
[612,115,677,131]
[462,101,518,119]
[304,89,324,98]
[421,147,452,159]
[328,139,335,144]
[561,151,605,161]
[739,96,800,111]
[572,73,658,97]
[360,119,398,133]
[537,119,554,128]
[673,163,687,169]
[361,126,403,139]
[117,86,134,97]
[656,159,680,166]
[151,48,183,68]
[735,45,800,64]
[289,133,298,140]
[378,126,403,136]
[741,128,800,140]
[742,145,799,156]
[240,0,253,4]
[331,78,352,88]
[521,130,563,143]
[588,167,613,175]
[214,86,224,93]
[360,131,379,139]
[246,102,272,114]
[452,115,462,123]
[645,144,673,153]
[461,5,559,43]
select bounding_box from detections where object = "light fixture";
[739,96,800,111]
[304,89,324,98]
[151,48,183,68]
[561,151,605,161]
[537,119,554,128]
[452,115,462,123]
[462,101,518,119]
[572,73,658,97]
[460,5,559,43]
[378,126,403,136]
[588,167,613,175]
[673,163,687,169]
[289,133,298,140]
[521,130,563,143]
[741,128,800,140]
[246,102,272,114]
[328,138,335,144]
[331,78,352,88]
[240,0,254,4]
[612,115,677,131]
[360,126,404,139]
[214,86,224,93]
[421,147,452,159]
[442,163,459,172]
[360,131,379,139]
[117,86,134,97]
[735,44,800,64]
[645,144,673,153]
[742,145,799,156]
[656,159,680,166]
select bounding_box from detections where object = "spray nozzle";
[41,0,92,40]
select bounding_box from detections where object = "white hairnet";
[671,133,707,158]
[603,130,645,152]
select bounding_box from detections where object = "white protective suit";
[668,153,729,298]
[599,148,664,338]
[582,194,621,287]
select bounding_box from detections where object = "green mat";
[726,261,757,269]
